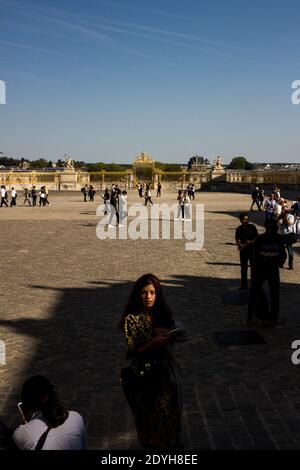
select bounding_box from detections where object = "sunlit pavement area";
[0,189,300,450]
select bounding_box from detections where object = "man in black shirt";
[250,187,260,211]
[31,186,37,206]
[247,219,285,326]
[235,212,258,290]
[108,189,119,226]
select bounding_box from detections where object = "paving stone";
[0,190,299,449]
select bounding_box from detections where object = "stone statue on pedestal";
[213,156,224,171]
[60,154,77,190]
[64,154,75,171]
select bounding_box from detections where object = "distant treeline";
[0,155,183,172]
[1,153,297,172]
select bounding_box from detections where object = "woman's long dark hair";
[21,375,69,428]
[120,273,174,329]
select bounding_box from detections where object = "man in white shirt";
[1,375,87,450]
[274,198,285,220]
[274,187,281,202]
[0,185,8,207]
[17,375,86,450]
[144,187,153,206]
[13,410,86,450]
[10,187,17,207]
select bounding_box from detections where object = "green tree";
[29,158,49,169]
[74,161,86,169]
[86,162,131,172]
[228,156,254,170]
[155,161,182,172]
[0,156,20,167]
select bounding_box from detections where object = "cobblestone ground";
[0,190,299,450]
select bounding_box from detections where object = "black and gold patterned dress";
[123,311,183,449]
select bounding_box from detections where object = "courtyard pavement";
[0,189,300,450]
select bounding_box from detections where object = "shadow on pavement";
[0,273,300,448]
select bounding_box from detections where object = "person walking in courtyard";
[39,187,47,206]
[248,219,285,327]
[156,182,162,197]
[0,184,8,207]
[183,191,191,221]
[258,188,265,210]
[274,198,286,221]
[120,274,184,449]
[31,186,37,206]
[108,188,119,227]
[273,187,281,202]
[278,210,297,270]
[10,187,17,206]
[138,183,143,198]
[102,187,110,215]
[81,184,88,202]
[292,196,300,239]
[264,193,276,221]
[38,188,43,206]
[250,187,260,211]
[144,186,153,206]
[44,186,50,205]
[191,184,195,200]
[23,188,31,206]
[292,196,300,218]
[88,185,96,202]
[235,212,258,290]
[175,190,185,220]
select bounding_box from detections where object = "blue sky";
[0,0,299,163]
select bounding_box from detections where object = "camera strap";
[35,426,51,450]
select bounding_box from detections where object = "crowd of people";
[236,189,300,327]
[250,185,281,213]
[81,181,197,227]
[137,181,165,199]
[87,183,128,227]
[0,185,50,207]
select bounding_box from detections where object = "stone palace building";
[0,152,299,192]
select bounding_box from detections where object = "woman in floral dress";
[120,273,183,449]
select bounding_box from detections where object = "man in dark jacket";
[235,212,258,290]
[247,219,285,327]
